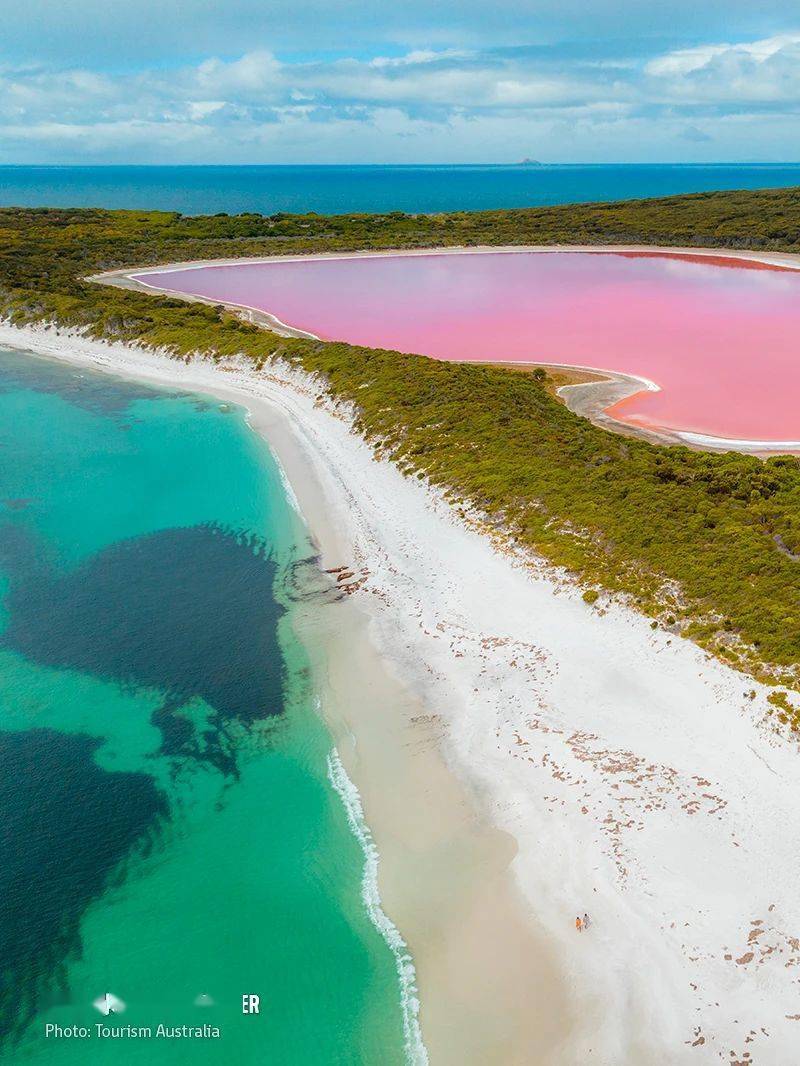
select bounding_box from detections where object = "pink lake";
[133,251,800,446]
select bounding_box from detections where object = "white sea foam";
[238,407,304,515]
[326,747,428,1066]
[273,454,303,516]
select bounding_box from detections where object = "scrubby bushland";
[1,188,800,688]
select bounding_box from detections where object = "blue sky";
[1,0,799,163]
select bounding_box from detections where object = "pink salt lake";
[133,251,800,446]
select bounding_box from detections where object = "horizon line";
[2,161,800,169]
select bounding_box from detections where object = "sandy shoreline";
[0,325,573,1064]
[4,322,800,1064]
[94,243,800,455]
[213,345,574,1063]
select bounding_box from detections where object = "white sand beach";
[2,321,800,1065]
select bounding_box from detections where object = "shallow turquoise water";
[0,348,409,1063]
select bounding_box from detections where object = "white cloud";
[193,50,283,96]
[369,49,471,68]
[646,34,800,76]
[0,47,630,131]
[0,35,798,163]
[645,33,800,105]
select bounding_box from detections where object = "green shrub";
[2,190,800,688]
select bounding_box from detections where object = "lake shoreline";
[93,243,800,455]
[4,321,800,1064]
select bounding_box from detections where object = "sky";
[0,0,799,164]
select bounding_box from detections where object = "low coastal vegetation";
[1,189,800,689]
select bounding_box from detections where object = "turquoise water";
[1,163,799,215]
[0,348,411,1063]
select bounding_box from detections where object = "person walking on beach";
[575,916,583,932]
[583,912,591,930]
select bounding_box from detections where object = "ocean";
[1,164,799,216]
[0,347,414,1063]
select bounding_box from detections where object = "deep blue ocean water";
[1,164,799,216]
